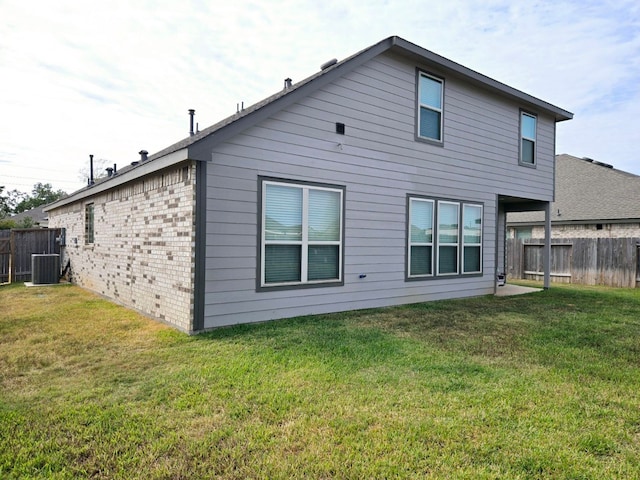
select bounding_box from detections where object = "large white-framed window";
[462,204,483,274]
[84,203,94,244]
[520,111,537,165]
[408,198,434,277]
[260,178,344,288]
[417,71,444,143]
[407,196,483,279]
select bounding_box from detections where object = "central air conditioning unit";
[31,254,60,285]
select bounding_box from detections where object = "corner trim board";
[192,160,207,332]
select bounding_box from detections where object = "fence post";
[9,230,15,284]
[543,202,551,289]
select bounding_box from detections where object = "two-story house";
[44,36,573,333]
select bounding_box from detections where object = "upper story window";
[520,111,537,166]
[417,72,444,143]
[259,178,344,289]
[84,203,94,244]
[408,196,483,279]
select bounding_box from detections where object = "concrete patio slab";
[495,284,543,296]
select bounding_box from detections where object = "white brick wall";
[540,223,639,239]
[510,222,640,239]
[48,163,197,332]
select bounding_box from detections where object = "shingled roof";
[508,154,640,225]
[10,205,48,226]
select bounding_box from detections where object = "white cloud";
[1,0,639,194]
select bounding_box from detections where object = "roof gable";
[154,35,573,162]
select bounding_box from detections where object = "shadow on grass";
[191,286,640,382]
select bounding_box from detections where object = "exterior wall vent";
[31,254,60,285]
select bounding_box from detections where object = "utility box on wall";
[31,254,60,285]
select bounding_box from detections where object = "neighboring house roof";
[10,205,48,226]
[508,153,640,225]
[46,35,573,212]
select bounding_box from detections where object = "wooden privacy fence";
[0,228,62,283]
[507,237,640,288]
[0,230,9,284]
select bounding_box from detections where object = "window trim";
[406,195,484,280]
[416,69,445,145]
[84,203,94,245]
[519,110,537,167]
[257,176,345,291]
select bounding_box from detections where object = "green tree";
[1,187,26,218]
[0,217,32,229]
[0,218,17,230]
[0,186,8,219]
[13,183,67,214]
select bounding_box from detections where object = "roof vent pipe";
[284,78,292,89]
[106,167,114,177]
[89,154,94,186]
[113,163,117,175]
[139,150,148,162]
[188,109,195,136]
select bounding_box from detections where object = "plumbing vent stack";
[89,154,94,186]
[188,109,195,136]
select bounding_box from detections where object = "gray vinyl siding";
[201,51,556,328]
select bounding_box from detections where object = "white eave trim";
[44,148,190,211]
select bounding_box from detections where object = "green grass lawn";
[1,282,639,479]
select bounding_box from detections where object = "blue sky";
[1,0,639,194]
